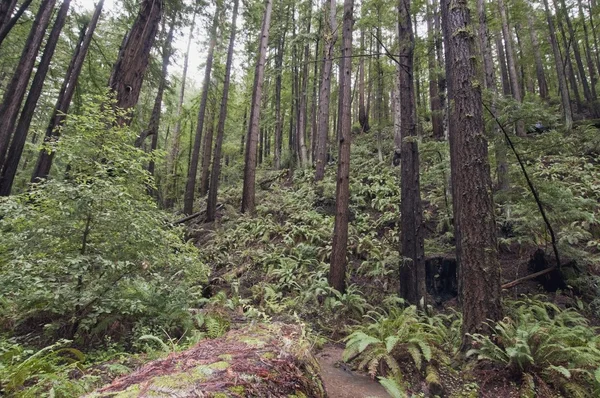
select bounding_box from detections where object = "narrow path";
[316,345,391,398]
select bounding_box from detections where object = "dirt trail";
[316,346,391,398]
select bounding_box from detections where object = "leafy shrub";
[0,95,207,345]
[467,297,600,396]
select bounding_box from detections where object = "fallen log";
[501,266,557,290]
[86,323,326,398]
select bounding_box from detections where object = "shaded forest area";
[1,0,600,396]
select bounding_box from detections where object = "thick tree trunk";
[497,0,525,135]
[315,0,336,182]
[329,0,353,293]
[399,0,426,306]
[241,0,273,214]
[31,0,103,182]
[358,29,370,133]
[527,12,549,100]
[543,0,573,130]
[441,0,502,348]
[166,10,196,207]
[0,0,55,170]
[183,8,219,215]
[108,0,163,125]
[0,0,33,47]
[0,0,71,196]
[427,0,443,140]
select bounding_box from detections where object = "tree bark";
[297,1,313,168]
[441,0,502,348]
[399,0,426,306]
[543,0,573,130]
[241,0,273,214]
[0,0,55,170]
[108,0,163,125]
[273,7,287,170]
[578,0,599,107]
[31,0,104,182]
[315,0,336,182]
[0,0,71,196]
[427,0,443,140]
[0,0,33,47]
[496,35,511,96]
[329,0,353,293]
[183,7,219,215]
[200,103,217,196]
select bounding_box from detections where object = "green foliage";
[343,305,457,382]
[0,95,208,345]
[467,297,600,396]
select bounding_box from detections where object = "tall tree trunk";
[441,0,502,349]
[0,0,71,196]
[200,104,217,196]
[146,20,175,185]
[587,0,600,77]
[427,0,443,140]
[309,14,321,164]
[315,0,336,181]
[0,0,33,47]
[559,0,594,111]
[183,7,219,215]
[0,0,55,169]
[108,0,163,125]
[398,0,426,306]
[329,0,353,293]
[166,9,196,207]
[496,36,512,96]
[297,1,313,168]
[497,0,525,135]
[31,0,103,182]
[578,0,599,108]
[273,6,287,170]
[433,0,446,137]
[527,12,549,100]
[241,0,273,214]
[543,0,573,130]
[358,28,370,133]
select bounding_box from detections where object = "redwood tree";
[398,0,425,306]
[441,0,502,348]
[241,0,273,214]
[108,0,163,124]
[31,0,104,182]
[329,0,353,293]
[0,0,55,170]
[206,0,239,222]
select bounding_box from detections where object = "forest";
[0,0,600,396]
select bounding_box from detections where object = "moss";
[426,365,443,396]
[219,354,233,361]
[209,361,230,370]
[261,351,276,359]
[239,336,267,348]
[228,385,245,394]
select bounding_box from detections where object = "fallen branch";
[501,266,557,289]
[173,204,223,224]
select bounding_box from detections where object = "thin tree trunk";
[399,0,426,306]
[297,1,312,168]
[31,0,103,182]
[108,0,163,124]
[0,0,55,170]
[315,0,336,181]
[241,0,273,214]
[441,0,502,348]
[497,0,525,135]
[427,0,443,140]
[527,12,549,100]
[0,0,33,47]
[0,0,71,196]
[358,28,369,133]
[273,7,287,170]
[588,0,600,77]
[543,0,573,130]
[310,14,321,164]
[579,0,599,108]
[183,7,219,215]
[200,104,217,196]
[329,0,353,293]
[166,9,196,207]
[496,36,511,96]
[147,20,175,185]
